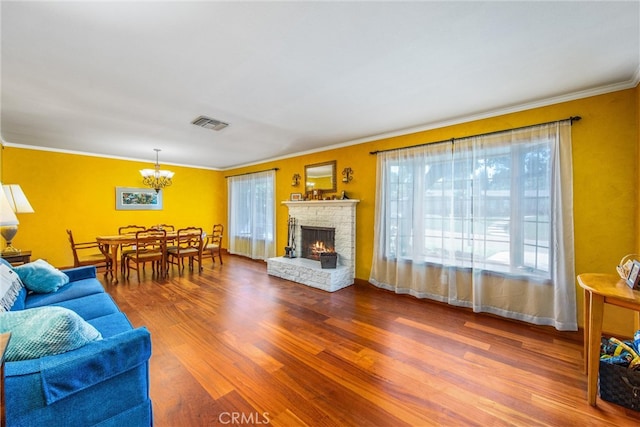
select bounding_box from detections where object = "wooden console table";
[577,273,640,406]
[0,251,31,266]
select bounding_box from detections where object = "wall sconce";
[291,173,301,187]
[342,167,353,183]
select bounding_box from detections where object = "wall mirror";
[305,160,337,193]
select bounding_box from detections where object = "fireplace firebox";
[300,226,335,261]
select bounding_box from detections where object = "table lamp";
[1,184,34,253]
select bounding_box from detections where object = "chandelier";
[140,149,174,193]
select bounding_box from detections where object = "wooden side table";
[577,273,640,406]
[0,251,31,266]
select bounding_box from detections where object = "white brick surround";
[267,199,359,292]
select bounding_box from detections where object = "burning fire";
[310,241,334,256]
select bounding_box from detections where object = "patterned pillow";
[0,306,102,361]
[14,259,69,293]
[0,263,24,311]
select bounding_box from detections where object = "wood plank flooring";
[102,255,640,426]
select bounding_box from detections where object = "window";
[371,121,576,331]
[227,170,276,260]
[382,135,552,281]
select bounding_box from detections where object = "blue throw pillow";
[0,306,102,361]
[14,259,70,293]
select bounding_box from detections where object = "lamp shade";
[3,184,34,214]
[0,183,19,226]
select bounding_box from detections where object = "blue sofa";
[3,263,152,426]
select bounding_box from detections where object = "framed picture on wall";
[115,187,163,210]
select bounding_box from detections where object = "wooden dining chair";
[203,224,224,265]
[167,227,203,274]
[66,229,112,276]
[118,225,146,274]
[125,229,167,281]
[148,224,174,231]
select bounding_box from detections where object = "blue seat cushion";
[24,278,105,308]
[88,312,134,338]
[28,293,120,321]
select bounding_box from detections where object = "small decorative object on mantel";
[319,251,337,269]
[305,189,322,200]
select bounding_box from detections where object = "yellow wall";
[2,86,638,335]
[224,87,639,336]
[1,148,226,268]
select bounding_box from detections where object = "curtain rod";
[369,116,581,155]
[225,167,279,178]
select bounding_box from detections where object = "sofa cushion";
[37,293,121,322]
[25,278,105,308]
[15,259,70,293]
[88,312,134,338]
[0,306,102,361]
[62,265,97,282]
[0,263,24,311]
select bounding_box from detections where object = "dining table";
[96,231,182,283]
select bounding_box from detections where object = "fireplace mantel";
[282,199,360,208]
[268,199,359,292]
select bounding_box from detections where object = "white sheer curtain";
[370,121,576,331]
[227,170,276,260]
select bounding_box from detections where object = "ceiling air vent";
[191,115,229,131]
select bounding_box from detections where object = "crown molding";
[0,142,222,171]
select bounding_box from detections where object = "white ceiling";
[2,1,639,170]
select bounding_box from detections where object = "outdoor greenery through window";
[383,135,553,281]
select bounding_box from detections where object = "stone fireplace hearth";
[267,199,359,292]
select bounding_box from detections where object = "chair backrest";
[119,225,146,235]
[134,229,166,255]
[67,229,106,267]
[66,229,81,266]
[175,227,203,252]
[148,224,175,231]
[210,224,223,246]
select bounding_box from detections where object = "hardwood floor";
[102,255,640,426]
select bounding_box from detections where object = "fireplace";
[300,226,335,260]
[267,199,359,292]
